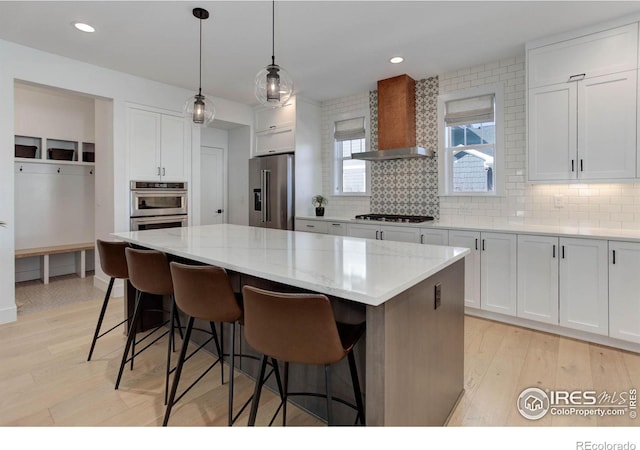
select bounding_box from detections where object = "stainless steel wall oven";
[129,181,188,231]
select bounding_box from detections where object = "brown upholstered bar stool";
[162,262,241,426]
[114,248,184,404]
[87,240,130,361]
[243,285,366,426]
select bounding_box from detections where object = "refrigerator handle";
[263,170,272,223]
[261,170,267,223]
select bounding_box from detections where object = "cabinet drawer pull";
[306,224,314,228]
[580,159,583,172]
[375,230,379,240]
[568,73,586,82]
[482,239,485,251]
[420,234,424,245]
[553,244,556,258]
[269,125,276,129]
[162,167,166,176]
[380,231,384,240]
[157,166,161,176]
[562,245,565,259]
[331,223,340,226]
[571,160,575,172]
[475,238,478,250]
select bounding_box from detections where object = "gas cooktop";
[354,214,434,223]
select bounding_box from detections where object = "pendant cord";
[198,15,203,95]
[271,0,275,66]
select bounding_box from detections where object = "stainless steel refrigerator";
[249,154,294,230]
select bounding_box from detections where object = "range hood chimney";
[353,74,433,161]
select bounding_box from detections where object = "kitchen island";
[112,224,469,426]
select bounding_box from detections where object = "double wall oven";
[129,181,188,231]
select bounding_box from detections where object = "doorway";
[200,146,226,225]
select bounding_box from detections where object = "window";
[438,85,503,196]
[333,116,369,195]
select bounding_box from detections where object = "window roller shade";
[334,117,366,141]
[445,94,495,126]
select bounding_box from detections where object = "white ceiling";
[1,1,640,107]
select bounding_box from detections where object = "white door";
[609,240,640,343]
[379,225,421,243]
[528,83,577,181]
[517,234,559,324]
[559,237,608,335]
[480,232,517,316]
[448,230,481,309]
[200,146,225,225]
[578,70,637,180]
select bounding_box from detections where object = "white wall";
[319,92,371,218]
[0,38,253,324]
[228,126,251,225]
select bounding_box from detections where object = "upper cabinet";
[254,98,296,156]
[527,22,639,182]
[528,23,638,89]
[127,106,190,182]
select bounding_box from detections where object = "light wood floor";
[3,276,640,427]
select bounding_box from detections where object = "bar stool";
[163,262,283,426]
[242,285,366,426]
[114,248,184,404]
[87,240,130,361]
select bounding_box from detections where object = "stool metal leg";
[165,298,179,405]
[228,322,236,426]
[115,290,143,390]
[163,316,195,426]
[209,322,224,385]
[282,362,289,426]
[87,277,114,361]
[247,354,269,426]
[325,364,334,426]
[348,350,365,425]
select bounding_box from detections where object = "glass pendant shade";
[255,63,293,107]
[184,92,215,127]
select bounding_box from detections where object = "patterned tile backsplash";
[369,76,440,218]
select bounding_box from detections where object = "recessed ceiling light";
[73,22,95,33]
[390,56,404,64]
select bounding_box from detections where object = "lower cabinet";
[480,232,517,316]
[559,237,608,336]
[609,240,640,343]
[347,223,420,243]
[517,234,559,325]
[419,228,449,245]
[447,230,481,309]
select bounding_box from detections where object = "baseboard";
[93,274,124,298]
[0,304,18,325]
[465,308,640,354]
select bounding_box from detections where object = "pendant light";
[184,7,215,127]
[254,0,293,107]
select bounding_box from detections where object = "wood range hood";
[352,74,433,161]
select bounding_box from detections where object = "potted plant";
[311,195,327,217]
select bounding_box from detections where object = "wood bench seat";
[15,242,94,284]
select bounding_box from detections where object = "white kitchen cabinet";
[609,240,640,343]
[419,228,449,246]
[559,237,608,336]
[527,22,638,89]
[327,221,348,236]
[528,70,637,181]
[517,234,559,325]
[527,21,639,182]
[347,223,420,243]
[480,232,517,316]
[255,101,295,132]
[127,107,189,182]
[296,219,328,234]
[447,230,481,309]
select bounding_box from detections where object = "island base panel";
[366,258,465,426]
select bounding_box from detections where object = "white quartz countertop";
[112,224,469,307]
[296,216,640,241]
